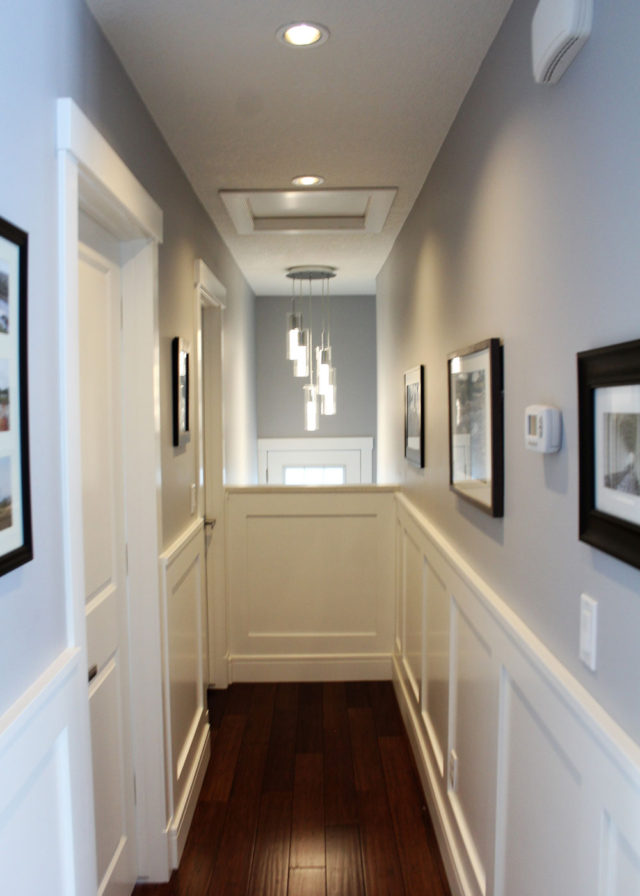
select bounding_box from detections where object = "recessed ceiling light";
[277,22,329,47]
[291,175,325,187]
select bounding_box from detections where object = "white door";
[78,212,137,896]
[200,296,226,687]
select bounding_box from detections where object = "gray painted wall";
[256,294,377,448]
[0,0,256,713]
[377,0,640,742]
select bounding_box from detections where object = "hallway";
[133,682,451,896]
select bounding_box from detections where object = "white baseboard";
[168,723,210,868]
[228,653,392,682]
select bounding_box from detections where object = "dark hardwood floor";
[133,682,451,896]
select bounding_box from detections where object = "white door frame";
[193,260,228,687]
[57,98,170,881]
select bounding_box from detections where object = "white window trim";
[258,437,374,485]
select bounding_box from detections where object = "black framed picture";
[578,338,640,569]
[172,336,190,447]
[0,216,32,576]
[404,365,425,467]
[447,338,503,517]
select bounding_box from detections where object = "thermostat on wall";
[525,405,562,453]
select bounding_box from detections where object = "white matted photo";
[595,385,640,525]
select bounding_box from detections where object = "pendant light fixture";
[285,265,337,430]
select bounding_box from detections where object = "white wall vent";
[532,0,593,84]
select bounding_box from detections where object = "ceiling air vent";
[532,0,592,84]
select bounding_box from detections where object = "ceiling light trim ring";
[286,265,337,281]
[276,22,330,48]
[291,175,325,187]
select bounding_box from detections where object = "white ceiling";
[85,0,512,295]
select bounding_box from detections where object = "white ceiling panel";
[84,0,513,294]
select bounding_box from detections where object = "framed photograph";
[172,336,190,447]
[578,338,640,569]
[0,216,32,576]
[404,365,425,467]
[448,338,503,517]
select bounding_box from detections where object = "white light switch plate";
[579,593,598,671]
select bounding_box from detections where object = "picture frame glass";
[449,347,492,508]
[404,365,424,467]
[594,385,640,525]
[172,336,190,447]
[0,217,31,574]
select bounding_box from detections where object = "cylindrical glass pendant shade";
[321,367,337,415]
[286,311,303,360]
[293,328,310,377]
[303,383,318,431]
[317,345,332,396]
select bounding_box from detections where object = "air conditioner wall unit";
[532,0,593,84]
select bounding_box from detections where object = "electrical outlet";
[579,593,598,671]
[448,749,458,792]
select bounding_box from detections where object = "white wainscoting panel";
[401,528,423,704]
[226,487,396,681]
[0,649,96,895]
[159,520,210,867]
[393,493,640,896]
[448,600,496,896]
[423,558,449,777]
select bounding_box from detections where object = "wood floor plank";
[171,800,226,895]
[348,706,385,794]
[206,738,269,895]
[290,753,325,869]
[244,682,276,745]
[345,681,370,708]
[367,681,404,737]
[288,867,326,896]
[205,796,256,896]
[262,703,298,793]
[246,791,292,896]
[325,825,364,896]
[357,790,406,896]
[379,736,452,896]
[296,682,323,753]
[136,682,452,896]
[322,682,347,732]
[275,681,300,712]
[322,682,358,826]
[207,687,227,730]
[199,712,246,802]
[224,682,255,715]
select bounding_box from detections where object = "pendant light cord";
[308,277,313,385]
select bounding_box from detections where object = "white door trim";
[194,260,228,687]
[57,98,170,882]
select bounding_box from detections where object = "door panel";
[78,212,136,896]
